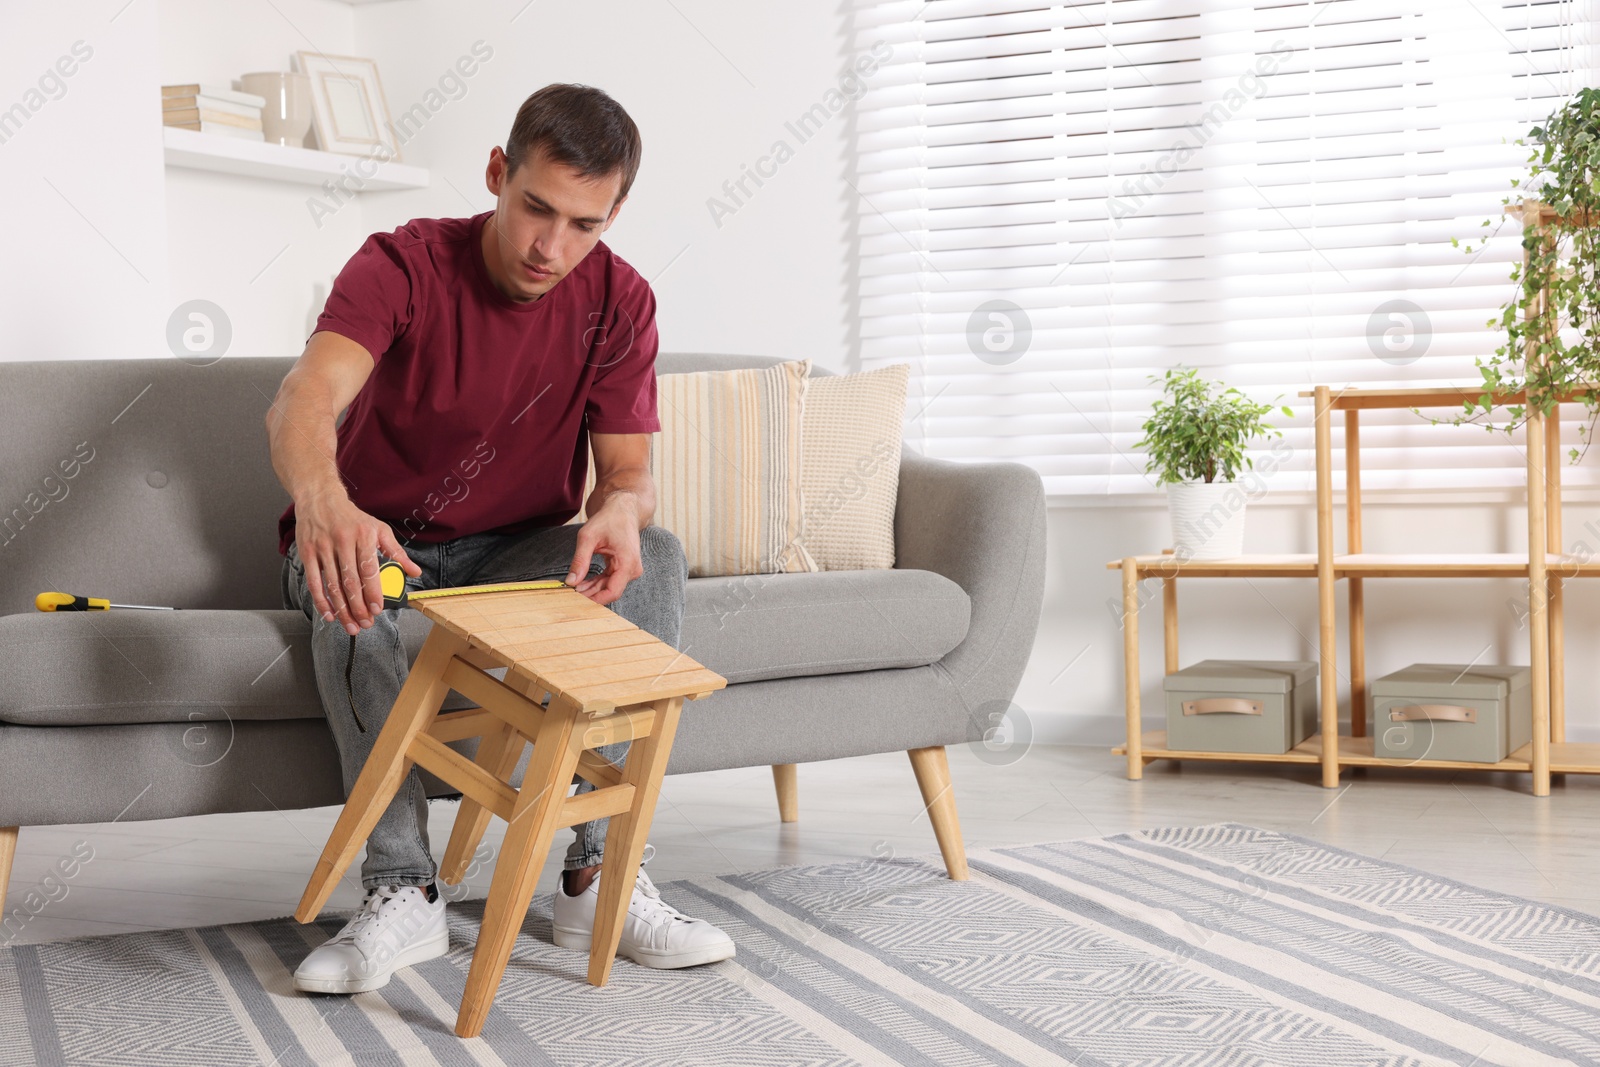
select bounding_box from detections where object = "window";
[851,0,1596,494]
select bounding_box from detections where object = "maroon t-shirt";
[277,210,660,556]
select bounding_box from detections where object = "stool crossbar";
[293,585,725,1038]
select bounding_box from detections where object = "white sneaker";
[294,883,448,994]
[551,844,735,969]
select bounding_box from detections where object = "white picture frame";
[292,51,399,161]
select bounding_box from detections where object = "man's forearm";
[266,378,348,507]
[588,466,655,529]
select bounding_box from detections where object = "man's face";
[481,144,625,302]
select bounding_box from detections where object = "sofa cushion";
[0,609,322,727]
[0,568,969,726]
[651,358,819,578]
[798,362,910,570]
[680,567,969,684]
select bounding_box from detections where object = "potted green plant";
[1453,86,1600,449]
[1135,368,1290,559]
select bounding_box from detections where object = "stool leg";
[456,697,587,1039]
[440,720,527,885]
[588,695,685,987]
[295,628,467,923]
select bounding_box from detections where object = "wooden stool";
[293,584,725,1038]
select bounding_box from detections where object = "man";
[267,83,734,995]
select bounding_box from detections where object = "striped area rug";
[3,823,1599,1066]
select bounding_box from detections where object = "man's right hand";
[294,491,421,636]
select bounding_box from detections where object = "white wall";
[352,0,855,365]
[159,0,377,361]
[7,0,855,363]
[0,0,169,360]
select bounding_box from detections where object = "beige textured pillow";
[797,363,909,570]
[575,359,818,578]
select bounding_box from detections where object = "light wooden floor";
[8,743,1600,945]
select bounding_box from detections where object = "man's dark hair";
[504,83,641,204]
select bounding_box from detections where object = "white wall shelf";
[162,127,429,191]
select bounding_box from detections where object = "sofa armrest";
[893,446,1047,729]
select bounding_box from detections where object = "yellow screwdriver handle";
[36,592,111,612]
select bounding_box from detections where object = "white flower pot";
[1167,481,1248,559]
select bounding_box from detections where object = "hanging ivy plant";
[1454,85,1600,460]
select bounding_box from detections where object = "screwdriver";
[36,592,177,612]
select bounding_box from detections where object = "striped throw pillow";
[571,359,819,578]
[797,363,909,570]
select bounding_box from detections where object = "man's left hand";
[566,491,643,606]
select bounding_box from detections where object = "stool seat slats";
[574,668,728,706]
[487,628,659,660]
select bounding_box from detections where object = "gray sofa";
[0,352,1046,916]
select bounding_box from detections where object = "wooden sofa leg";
[772,764,798,823]
[907,747,969,880]
[0,827,17,915]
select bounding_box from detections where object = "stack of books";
[161,84,266,140]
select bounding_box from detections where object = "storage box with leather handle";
[1162,659,1318,755]
[1369,664,1531,764]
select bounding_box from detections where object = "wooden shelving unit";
[1109,200,1600,797]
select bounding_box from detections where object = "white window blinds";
[850,0,1596,495]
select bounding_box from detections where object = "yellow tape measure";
[379,560,567,609]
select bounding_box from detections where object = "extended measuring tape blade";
[378,559,567,610]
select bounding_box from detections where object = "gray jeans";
[281,522,687,890]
